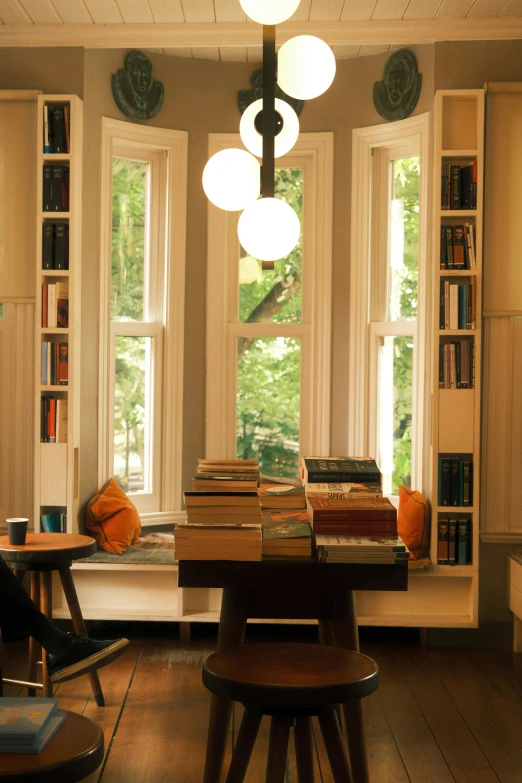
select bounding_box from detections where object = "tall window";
[206,134,333,477]
[99,119,187,522]
[350,115,429,496]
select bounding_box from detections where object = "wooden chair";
[202,642,378,783]
[0,710,104,781]
[0,533,105,706]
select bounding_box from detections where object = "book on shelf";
[56,282,69,329]
[40,397,67,443]
[301,456,381,484]
[42,164,69,213]
[257,484,306,509]
[40,511,64,533]
[43,104,71,154]
[439,279,476,331]
[437,516,472,565]
[56,399,68,443]
[304,482,382,498]
[54,223,69,270]
[261,509,312,557]
[439,341,474,389]
[40,341,68,386]
[438,456,472,507]
[441,162,477,210]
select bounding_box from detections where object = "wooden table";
[0,534,104,705]
[179,558,408,783]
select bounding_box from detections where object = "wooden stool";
[0,710,104,781]
[202,642,378,783]
[0,534,105,706]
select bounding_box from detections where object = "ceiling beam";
[0,18,522,48]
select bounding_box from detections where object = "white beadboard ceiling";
[0,0,522,59]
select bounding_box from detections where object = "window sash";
[349,114,430,493]
[206,133,333,463]
[99,118,187,522]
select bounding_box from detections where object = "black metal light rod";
[261,23,276,270]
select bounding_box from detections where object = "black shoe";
[47,634,130,683]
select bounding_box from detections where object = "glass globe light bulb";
[239,255,262,285]
[278,35,336,100]
[240,98,299,159]
[202,148,260,212]
[239,0,300,25]
[238,198,300,262]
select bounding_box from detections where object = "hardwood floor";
[2,623,522,782]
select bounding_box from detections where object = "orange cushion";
[397,485,430,560]
[85,478,141,555]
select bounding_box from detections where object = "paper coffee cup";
[6,518,28,545]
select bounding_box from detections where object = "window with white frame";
[206,133,333,478]
[349,114,430,497]
[99,118,187,522]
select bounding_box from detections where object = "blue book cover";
[0,698,57,741]
[0,711,66,754]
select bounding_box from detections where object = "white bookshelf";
[430,89,484,624]
[34,94,82,534]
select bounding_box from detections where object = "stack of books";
[0,697,66,754]
[261,510,312,558]
[306,496,398,537]
[315,535,409,564]
[192,458,260,492]
[174,522,262,561]
[257,483,306,510]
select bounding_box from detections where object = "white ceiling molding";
[1,18,522,48]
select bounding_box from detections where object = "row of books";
[0,697,65,754]
[41,340,68,386]
[40,396,67,443]
[40,510,66,533]
[438,456,472,507]
[42,222,69,270]
[42,282,68,329]
[441,162,477,210]
[439,223,476,270]
[42,164,70,212]
[438,340,474,389]
[437,517,472,565]
[439,279,476,330]
[43,103,70,154]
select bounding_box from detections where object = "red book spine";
[312,520,398,536]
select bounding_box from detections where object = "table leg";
[203,587,248,783]
[58,567,105,707]
[332,590,369,783]
[27,572,40,698]
[40,570,54,697]
[294,717,315,783]
[266,716,291,783]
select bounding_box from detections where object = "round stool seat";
[0,710,104,781]
[0,534,96,565]
[203,642,379,709]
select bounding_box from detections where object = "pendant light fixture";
[202,0,336,270]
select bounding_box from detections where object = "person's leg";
[0,555,71,654]
[0,554,129,683]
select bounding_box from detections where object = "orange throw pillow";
[397,485,430,560]
[85,478,141,555]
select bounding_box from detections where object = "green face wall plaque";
[373,50,422,122]
[238,68,304,116]
[112,51,164,122]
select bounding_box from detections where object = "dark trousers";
[0,553,51,643]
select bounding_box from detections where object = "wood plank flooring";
[1,623,522,782]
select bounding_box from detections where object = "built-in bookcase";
[431,90,484,622]
[34,95,82,534]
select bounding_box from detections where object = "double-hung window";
[99,119,187,523]
[206,133,333,477]
[350,114,429,496]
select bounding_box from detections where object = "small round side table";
[0,710,104,782]
[0,533,106,706]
